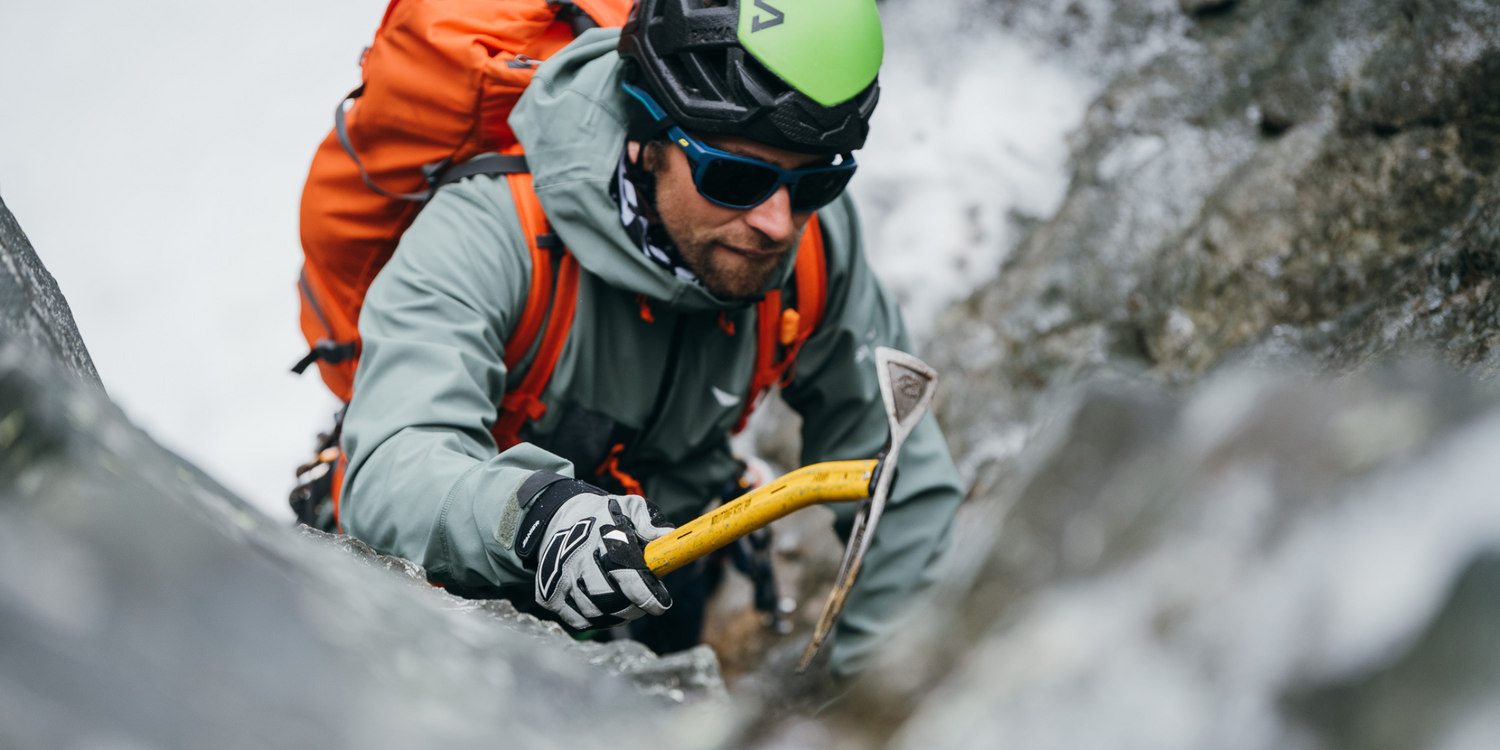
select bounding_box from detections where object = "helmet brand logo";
[750,0,784,32]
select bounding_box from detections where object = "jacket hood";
[509,28,797,312]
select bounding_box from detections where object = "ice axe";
[640,347,939,668]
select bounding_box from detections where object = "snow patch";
[853,0,1096,339]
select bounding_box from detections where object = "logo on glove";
[536,517,595,600]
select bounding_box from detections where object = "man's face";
[638,134,823,299]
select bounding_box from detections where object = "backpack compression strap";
[734,216,827,433]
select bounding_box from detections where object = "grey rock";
[1179,0,1236,17]
[1288,552,1500,750]
[0,193,98,386]
[927,0,1500,472]
[813,367,1500,749]
[0,332,733,749]
[299,526,729,705]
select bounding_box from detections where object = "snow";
[0,0,1096,518]
[0,1,383,519]
[852,0,1094,337]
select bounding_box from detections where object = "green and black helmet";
[617,0,883,155]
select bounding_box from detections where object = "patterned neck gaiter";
[610,146,700,284]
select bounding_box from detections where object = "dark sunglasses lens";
[699,158,780,208]
[790,168,854,212]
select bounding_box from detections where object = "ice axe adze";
[639,347,939,668]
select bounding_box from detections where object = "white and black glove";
[515,473,675,630]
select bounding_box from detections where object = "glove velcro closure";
[517,477,606,568]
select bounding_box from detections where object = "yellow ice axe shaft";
[644,459,880,576]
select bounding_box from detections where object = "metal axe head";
[876,347,939,451]
[799,346,938,670]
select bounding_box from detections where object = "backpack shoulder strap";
[500,166,557,370]
[733,215,827,433]
[790,215,828,343]
[491,169,581,450]
[332,158,575,528]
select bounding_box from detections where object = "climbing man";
[327,0,963,679]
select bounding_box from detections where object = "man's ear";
[635,141,671,174]
[627,140,642,164]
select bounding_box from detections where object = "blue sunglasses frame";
[621,81,858,212]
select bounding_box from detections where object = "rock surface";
[927,0,1500,471]
[299,526,728,704]
[816,367,1500,749]
[0,195,98,386]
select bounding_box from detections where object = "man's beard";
[664,220,799,300]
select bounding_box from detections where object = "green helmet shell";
[737,0,884,107]
[618,0,883,155]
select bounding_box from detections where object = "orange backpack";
[293,0,827,502]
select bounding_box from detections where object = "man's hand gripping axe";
[639,347,939,669]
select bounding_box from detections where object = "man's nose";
[742,184,796,243]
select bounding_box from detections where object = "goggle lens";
[698,158,781,208]
[790,168,855,212]
[696,154,855,212]
[623,81,857,212]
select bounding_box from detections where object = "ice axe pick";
[798,347,937,669]
[637,347,939,668]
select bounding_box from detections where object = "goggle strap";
[641,118,676,142]
[622,80,680,141]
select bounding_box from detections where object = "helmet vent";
[688,48,731,99]
[660,54,699,99]
[738,52,790,100]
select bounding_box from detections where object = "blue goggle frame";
[621,81,858,212]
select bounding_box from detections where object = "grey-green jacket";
[340,29,962,677]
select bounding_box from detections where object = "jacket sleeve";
[780,194,965,679]
[339,176,574,593]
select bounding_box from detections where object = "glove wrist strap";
[516,474,606,567]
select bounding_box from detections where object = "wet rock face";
[815,368,1500,749]
[0,195,98,386]
[930,0,1500,463]
[1289,552,1500,750]
[0,335,728,748]
[299,527,729,705]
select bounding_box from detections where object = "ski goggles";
[622,81,858,212]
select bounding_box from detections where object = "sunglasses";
[622,81,858,212]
